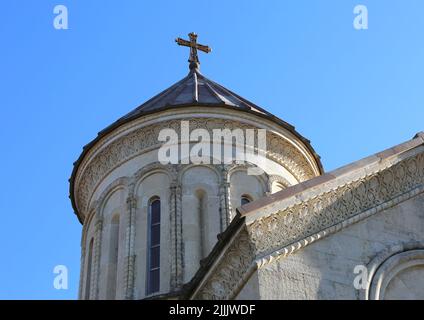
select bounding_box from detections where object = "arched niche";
[99,187,126,300]
[268,175,290,194]
[180,165,221,283]
[368,249,424,300]
[229,167,266,220]
[133,170,171,299]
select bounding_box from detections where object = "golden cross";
[175,32,211,69]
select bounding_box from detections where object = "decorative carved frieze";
[194,228,255,300]
[249,152,424,258]
[74,118,317,218]
[192,150,424,300]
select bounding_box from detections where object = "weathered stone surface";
[71,60,423,300]
[190,134,424,300]
[75,108,319,300]
[253,193,424,299]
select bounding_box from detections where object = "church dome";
[70,67,323,222]
[70,34,323,300]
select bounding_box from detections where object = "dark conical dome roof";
[105,68,278,130]
[97,67,308,140]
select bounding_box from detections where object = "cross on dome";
[175,32,211,70]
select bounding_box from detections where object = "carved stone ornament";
[249,151,424,259]
[75,118,317,220]
[195,228,255,300]
[192,149,424,300]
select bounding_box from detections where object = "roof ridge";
[192,70,199,102]
[200,74,271,114]
[203,82,235,106]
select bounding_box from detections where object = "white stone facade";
[70,64,423,300]
[73,107,321,299]
[189,133,424,300]
[247,193,424,299]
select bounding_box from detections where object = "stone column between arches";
[123,191,137,299]
[90,216,103,299]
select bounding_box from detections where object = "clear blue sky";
[0,1,423,299]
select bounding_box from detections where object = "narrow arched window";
[147,197,160,295]
[241,195,252,206]
[85,238,94,300]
